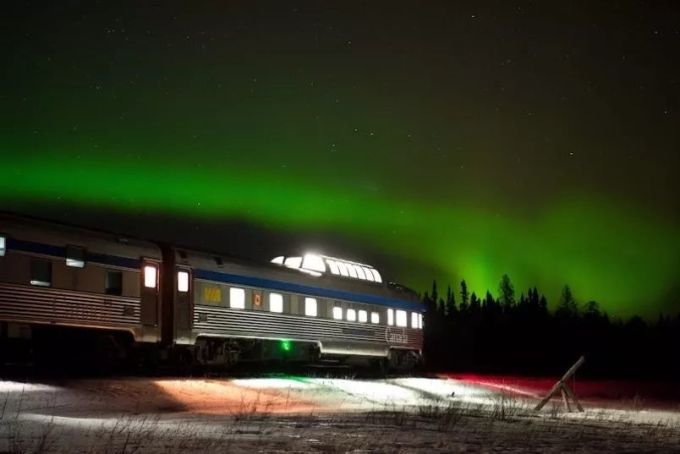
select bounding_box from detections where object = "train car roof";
[169,245,421,307]
[0,211,421,306]
[0,212,162,261]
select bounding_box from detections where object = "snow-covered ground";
[1,376,679,452]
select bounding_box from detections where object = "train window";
[0,235,5,256]
[143,266,157,288]
[346,309,356,322]
[362,267,375,282]
[354,266,366,280]
[358,310,368,323]
[302,254,326,273]
[346,265,358,279]
[305,297,317,317]
[105,271,123,295]
[371,312,380,324]
[326,260,340,275]
[252,291,262,308]
[284,256,302,268]
[418,313,424,329]
[371,269,382,283]
[332,306,343,320]
[387,308,394,326]
[230,287,245,309]
[177,271,189,293]
[269,293,283,313]
[65,245,86,268]
[411,312,419,329]
[336,262,349,277]
[203,286,222,304]
[396,310,408,327]
[30,259,52,287]
[270,256,284,265]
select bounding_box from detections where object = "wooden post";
[534,356,585,412]
[560,387,571,412]
[561,380,584,412]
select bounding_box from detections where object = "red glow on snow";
[441,373,680,409]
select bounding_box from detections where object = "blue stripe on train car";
[194,268,423,311]
[6,238,141,270]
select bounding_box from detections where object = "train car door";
[175,267,192,331]
[140,260,160,326]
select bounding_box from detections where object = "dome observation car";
[270,253,382,283]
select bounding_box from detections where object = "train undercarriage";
[0,322,422,375]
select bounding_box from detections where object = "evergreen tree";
[556,285,578,318]
[422,291,436,324]
[459,280,469,315]
[431,280,439,306]
[517,292,528,317]
[437,296,447,315]
[445,285,457,319]
[528,287,540,309]
[583,300,601,320]
[419,272,679,380]
[483,290,496,316]
[539,294,548,314]
[498,274,516,312]
[469,292,481,315]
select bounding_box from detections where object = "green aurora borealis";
[2,2,680,317]
[4,151,679,318]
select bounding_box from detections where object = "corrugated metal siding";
[193,304,423,351]
[0,283,141,328]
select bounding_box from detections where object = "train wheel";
[368,357,389,378]
[172,347,196,376]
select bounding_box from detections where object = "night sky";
[2,2,679,317]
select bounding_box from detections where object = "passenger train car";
[0,213,424,370]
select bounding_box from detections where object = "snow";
[1,376,679,452]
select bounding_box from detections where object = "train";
[0,213,424,371]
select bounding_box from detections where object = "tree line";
[421,275,680,380]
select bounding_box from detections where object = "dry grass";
[2,379,680,453]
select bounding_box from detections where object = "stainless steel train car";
[0,213,424,370]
